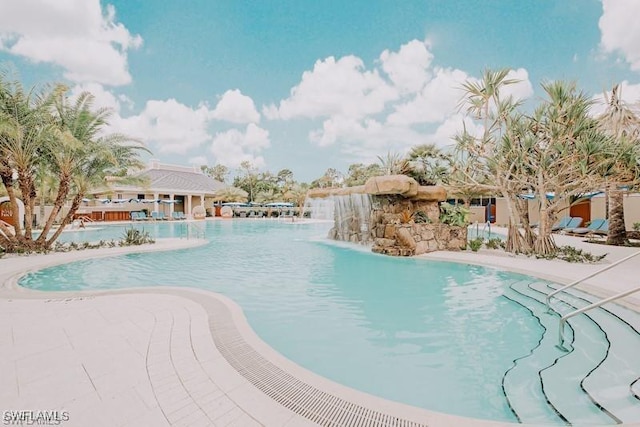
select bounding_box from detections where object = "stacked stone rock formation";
[307,175,467,256]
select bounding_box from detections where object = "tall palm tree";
[36,91,146,248]
[596,84,640,246]
[0,70,60,248]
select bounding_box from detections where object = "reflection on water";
[20,220,542,423]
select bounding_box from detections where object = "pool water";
[21,220,542,422]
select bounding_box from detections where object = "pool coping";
[2,234,639,426]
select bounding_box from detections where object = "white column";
[200,194,205,207]
[153,192,159,214]
[169,194,175,217]
[187,195,193,219]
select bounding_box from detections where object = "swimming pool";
[18,220,640,424]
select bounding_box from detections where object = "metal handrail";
[558,285,640,350]
[545,250,640,312]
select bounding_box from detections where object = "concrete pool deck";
[0,232,639,426]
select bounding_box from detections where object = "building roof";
[105,161,226,195]
[141,168,226,193]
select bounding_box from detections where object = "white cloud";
[69,82,129,113]
[599,0,640,71]
[211,89,260,124]
[210,124,270,168]
[113,99,213,154]
[387,67,469,126]
[188,156,209,166]
[428,114,484,147]
[0,0,142,85]
[263,55,397,120]
[379,39,434,94]
[501,68,534,101]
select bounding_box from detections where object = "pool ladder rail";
[543,250,640,351]
[503,279,640,425]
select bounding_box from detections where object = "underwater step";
[501,280,567,424]
[538,283,640,423]
[529,282,620,425]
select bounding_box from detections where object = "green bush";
[485,238,503,250]
[120,227,155,246]
[468,237,484,252]
[535,245,607,263]
[439,202,470,227]
[633,222,640,231]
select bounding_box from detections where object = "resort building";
[79,160,226,221]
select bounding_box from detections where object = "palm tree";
[36,91,146,248]
[283,184,310,217]
[596,85,640,246]
[212,186,248,203]
[405,143,449,185]
[377,152,410,175]
[0,70,61,249]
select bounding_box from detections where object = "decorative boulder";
[409,186,447,202]
[364,175,419,197]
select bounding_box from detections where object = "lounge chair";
[563,217,583,230]
[593,219,609,236]
[151,211,160,221]
[564,218,606,235]
[171,211,185,220]
[551,216,572,231]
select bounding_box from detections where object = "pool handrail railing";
[545,250,640,313]
[558,283,640,351]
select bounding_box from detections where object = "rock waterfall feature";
[307,175,467,256]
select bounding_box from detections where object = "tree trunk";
[45,193,83,249]
[503,191,531,254]
[534,207,557,255]
[35,175,70,245]
[606,182,628,246]
[515,196,536,247]
[17,172,35,241]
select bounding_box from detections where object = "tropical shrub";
[439,203,469,227]
[535,246,607,263]
[120,228,155,246]
[468,238,484,252]
[485,238,504,250]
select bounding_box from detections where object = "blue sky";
[1,0,640,182]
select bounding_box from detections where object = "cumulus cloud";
[210,123,270,168]
[69,82,131,113]
[0,0,142,85]
[386,67,469,126]
[211,89,260,124]
[263,55,397,120]
[379,39,434,94]
[113,99,214,154]
[264,38,534,162]
[501,68,534,101]
[599,0,640,71]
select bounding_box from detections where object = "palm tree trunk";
[45,193,82,248]
[606,182,627,245]
[35,174,70,245]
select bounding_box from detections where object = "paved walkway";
[1,233,640,426]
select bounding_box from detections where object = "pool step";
[501,280,567,424]
[539,283,640,423]
[503,281,615,425]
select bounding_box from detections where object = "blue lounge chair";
[563,217,583,230]
[551,216,572,231]
[593,219,609,236]
[565,218,605,235]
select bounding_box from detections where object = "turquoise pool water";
[21,221,542,423]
